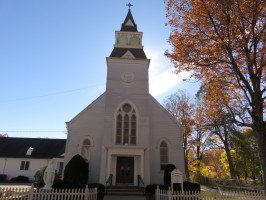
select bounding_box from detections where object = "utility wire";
[2,83,105,103]
[0,131,66,133]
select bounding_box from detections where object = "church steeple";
[120,7,138,32]
[109,5,147,59]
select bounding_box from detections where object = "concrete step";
[106,186,145,196]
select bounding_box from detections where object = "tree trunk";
[224,143,237,179]
[253,125,266,190]
[184,148,190,180]
[251,92,266,190]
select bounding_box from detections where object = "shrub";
[192,173,211,185]
[63,154,88,188]
[52,179,65,189]
[183,181,201,192]
[10,176,29,182]
[0,174,7,182]
[171,181,200,192]
[145,184,168,200]
[163,164,176,187]
[33,167,46,188]
[145,184,167,194]
[172,183,182,191]
[87,183,105,200]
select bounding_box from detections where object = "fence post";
[85,186,89,200]
[95,187,98,200]
[168,187,172,200]
[28,186,34,200]
[155,185,160,200]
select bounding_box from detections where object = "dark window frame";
[20,161,30,170]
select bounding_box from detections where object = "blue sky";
[0,1,199,139]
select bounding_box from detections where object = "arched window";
[160,141,168,170]
[116,103,137,145]
[81,139,91,161]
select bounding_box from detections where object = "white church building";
[63,8,185,186]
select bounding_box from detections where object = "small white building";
[0,137,65,181]
[64,8,185,186]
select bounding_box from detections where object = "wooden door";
[116,157,134,184]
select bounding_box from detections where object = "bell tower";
[106,5,150,95]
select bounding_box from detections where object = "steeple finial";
[126,3,133,10]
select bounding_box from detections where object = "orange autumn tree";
[165,0,266,188]
[164,90,195,179]
[197,80,239,179]
[201,149,227,179]
[189,104,211,178]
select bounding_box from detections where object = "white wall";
[149,95,185,184]
[0,157,64,181]
[64,93,106,183]
[0,158,50,181]
[64,57,185,186]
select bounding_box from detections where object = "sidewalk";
[104,196,146,200]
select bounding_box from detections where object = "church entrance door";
[116,157,134,184]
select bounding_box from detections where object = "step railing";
[106,174,113,186]
[137,175,144,187]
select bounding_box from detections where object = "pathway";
[104,196,146,200]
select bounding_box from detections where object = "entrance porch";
[105,146,145,186]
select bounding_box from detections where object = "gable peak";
[121,9,138,32]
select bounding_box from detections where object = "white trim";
[114,44,144,49]
[107,146,145,155]
[159,140,169,171]
[68,92,106,124]
[106,146,145,185]
[78,135,94,149]
[121,51,135,59]
[106,57,150,65]
[156,137,171,149]
[125,19,134,26]
[78,136,94,161]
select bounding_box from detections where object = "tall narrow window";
[81,139,91,161]
[160,141,168,170]
[116,114,122,144]
[123,115,129,144]
[131,115,136,144]
[115,103,137,145]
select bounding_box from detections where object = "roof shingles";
[120,9,138,32]
[110,48,147,59]
[0,137,66,159]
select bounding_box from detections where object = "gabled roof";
[120,9,138,32]
[110,47,147,59]
[0,137,66,159]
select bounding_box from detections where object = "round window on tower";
[122,104,132,113]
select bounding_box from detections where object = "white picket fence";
[155,187,265,200]
[0,186,97,200]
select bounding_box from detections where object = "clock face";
[121,72,135,83]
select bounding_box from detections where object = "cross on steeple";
[126,3,133,10]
